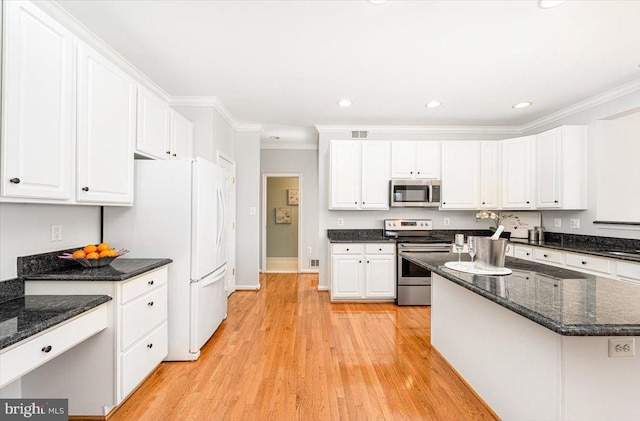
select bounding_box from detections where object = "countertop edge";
[22,259,173,282]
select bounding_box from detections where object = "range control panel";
[384,219,433,231]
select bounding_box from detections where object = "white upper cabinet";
[441,142,480,209]
[480,142,501,209]
[391,141,441,179]
[1,0,74,200]
[136,87,172,160]
[330,140,390,210]
[170,111,194,160]
[76,42,136,205]
[501,136,535,209]
[536,126,587,209]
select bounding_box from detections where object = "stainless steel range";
[384,219,452,306]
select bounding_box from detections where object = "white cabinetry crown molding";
[314,125,521,135]
[169,96,261,132]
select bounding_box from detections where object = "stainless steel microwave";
[390,179,441,207]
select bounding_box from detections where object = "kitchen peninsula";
[402,252,640,421]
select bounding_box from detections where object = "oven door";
[398,251,433,285]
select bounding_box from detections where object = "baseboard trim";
[262,270,298,274]
[299,269,320,274]
[235,284,261,291]
[317,285,329,291]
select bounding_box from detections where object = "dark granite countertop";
[0,295,112,350]
[22,258,172,281]
[509,238,640,263]
[327,229,492,243]
[400,252,640,336]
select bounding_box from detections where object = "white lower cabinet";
[23,266,169,416]
[514,245,534,261]
[331,243,395,301]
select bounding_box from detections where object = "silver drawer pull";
[41,345,52,353]
[148,301,154,307]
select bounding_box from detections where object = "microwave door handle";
[427,183,433,205]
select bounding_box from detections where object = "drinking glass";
[454,234,465,267]
[468,236,476,267]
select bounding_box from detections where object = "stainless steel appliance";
[390,179,441,208]
[384,219,451,305]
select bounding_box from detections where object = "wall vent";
[351,130,368,139]
[310,259,320,267]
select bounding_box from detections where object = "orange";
[107,249,118,257]
[86,252,99,259]
[84,244,98,254]
[97,243,111,252]
[72,250,86,259]
[99,250,111,258]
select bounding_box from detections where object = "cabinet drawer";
[365,244,395,254]
[0,305,107,388]
[533,248,564,265]
[121,322,167,400]
[121,285,168,350]
[514,245,533,261]
[616,261,640,283]
[332,244,364,254]
[121,267,168,304]
[565,253,611,274]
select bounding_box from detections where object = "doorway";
[262,174,301,273]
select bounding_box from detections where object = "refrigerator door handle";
[216,187,225,246]
[198,265,227,287]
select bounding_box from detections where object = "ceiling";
[57,0,640,135]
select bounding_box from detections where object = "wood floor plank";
[107,273,499,421]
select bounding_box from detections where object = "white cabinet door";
[1,0,74,200]
[365,255,395,298]
[502,136,535,209]
[391,142,416,178]
[170,111,193,160]
[76,42,136,205]
[441,142,480,209]
[361,142,390,210]
[332,255,363,298]
[136,87,171,159]
[415,142,441,179]
[536,128,562,208]
[480,142,500,209]
[330,141,360,209]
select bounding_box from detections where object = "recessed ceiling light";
[269,136,280,140]
[368,0,387,5]
[425,101,442,108]
[337,99,352,107]
[537,0,566,9]
[513,102,533,109]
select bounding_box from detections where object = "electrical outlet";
[337,218,344,226]
[50,224,62,242]
[608,338,635,358]
[570,219,580,229]
[554,218,562,228]
[444,218,450,226]
[307,246,312,254]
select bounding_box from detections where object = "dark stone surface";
[22,258,172,281]
[400,252,640,336]
[0,295,112,349]
[327,229,493,243]
[0,279,24,303]
[17,247,79,277]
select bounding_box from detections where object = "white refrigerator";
[104,157,227,361]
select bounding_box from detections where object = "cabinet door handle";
[166,151,171,155]
[82,186,90,192]
[148,301,154,307]
[346,248,349,251]
[9,178,20,184]
[147,343,153,349]
[172,153,177,157]
[417,171,421,174]
[354,201,357,204]
[362,201,366,205]
[554,200,558,203]
[581,261,587,265]
[443,202,446,205]
[148,280,154,285]
[41,345,52,353]
[543,254,549,258]
[379,248,382,251]
[526,201,530,204]
[526,252,530,256]
[359,260,362,263]
[482,201,486,205]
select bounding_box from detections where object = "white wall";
[234,130,261,289]
[317,131,511,289]
[522,90,640,240]
[0,203,101,280]
[261,148,319,272]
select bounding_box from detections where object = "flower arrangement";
[475,211,522,232]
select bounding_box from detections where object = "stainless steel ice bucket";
[474,237,509,270]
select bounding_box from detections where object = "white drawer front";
[365,244,395,254]
[121,285,168,350]
[565,253,611,274]
[332,244,364,254]
[616,261,640,283]
[121,322,167,400]
[514,246,533,261]
[533,248,564,265]
[0,305,107,388]
[121,266,168,304]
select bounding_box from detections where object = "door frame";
[261,173,303,273]
[217,151,236,295]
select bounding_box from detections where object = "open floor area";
[108,273,496,421]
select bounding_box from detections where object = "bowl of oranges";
[59,243,129,268]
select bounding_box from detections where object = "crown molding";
[520,79,640,133]
[170,96,218,107]
[314,125,521,135]
[261,143,318,150]
[235,124,263,132]
[35,0,170,103]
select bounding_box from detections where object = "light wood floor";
[109,273,498,421]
